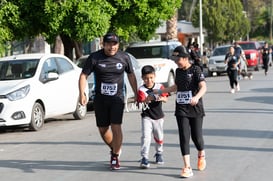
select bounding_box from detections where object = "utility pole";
[269,0,273,43]
[199,0,203,56]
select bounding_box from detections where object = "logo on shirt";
[116,63,123,70]
[187,73,193,78]
[200,73,205,80]
[99,64,106,67]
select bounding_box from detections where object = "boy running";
[137,65,168,168]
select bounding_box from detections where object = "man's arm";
[78,72,88,105]
[127,72,138,101]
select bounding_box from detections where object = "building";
[156,20,206,47]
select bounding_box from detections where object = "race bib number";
[176,91,192,104]
[101,82,118,96]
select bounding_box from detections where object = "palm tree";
[166,11,178,40]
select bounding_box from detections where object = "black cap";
[103,32,119,43]
[172,45,190,60]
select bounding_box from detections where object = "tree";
[178,0,197,21]
[191,0,250,45]
[166,12,179,40]
[43,0,116,60]
[108,0,182,41]
[3,0,182,60]
[245,0,272,40]
[0,0,20,55]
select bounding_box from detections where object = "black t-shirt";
[262,47,269,61]
[225,53,238,69]
[174,65,205,117]
[82,49,134,101]
[137,83,168,120]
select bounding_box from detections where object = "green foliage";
[192,0,250,44]
[7,0,48,40]
[44,0,116,43]
[0,0,21,55]
[1,0,182,57]
[249,5,271,39]
[110,0,182,41]
[0,1,20,43]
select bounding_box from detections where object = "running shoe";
[230,89,235,94]
[197,155,206,171]
[154,153,164,164]
[110,149,122,158]
[140,157,150,169]
[180,167,193,178]
[110,155,120,170]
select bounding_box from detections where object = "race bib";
[101,82,118,96]
[176,91,192,104]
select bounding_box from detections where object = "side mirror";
[43,72,59,83]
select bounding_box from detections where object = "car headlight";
[6,85,30,101]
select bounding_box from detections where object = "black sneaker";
[154,153,164,164]
[140,157,150,169]
[110,155,120,170]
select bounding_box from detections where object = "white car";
[126,41,181,87]
[0,53,88,131]
[76,53,142,112]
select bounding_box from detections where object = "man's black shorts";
[93,94,125,127]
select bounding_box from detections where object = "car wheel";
[167,72,175,87]
[29,102,44,131]
[73,101,87,120]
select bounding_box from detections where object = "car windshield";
[239,43,256,50]
[0,59,39,80]
[126,46,169,59]
[212,47,229,56]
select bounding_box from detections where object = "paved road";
[0,69,273,181]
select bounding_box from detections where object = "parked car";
[76,53,142,112]
[208,44,245,76]
[126,40,181,87]
[237,41,262,71]
[208,45,230,76]
[0,53,88,131]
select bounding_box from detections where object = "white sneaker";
[236,84,240,91]
[230,89,235,94]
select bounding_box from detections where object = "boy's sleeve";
[160,85,169,97]
[137,89,146,102]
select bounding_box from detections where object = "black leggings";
[227,69,238,89]
[176,116,205,156]
[263,59,269,73]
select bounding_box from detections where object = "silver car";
[208,45,230,76]
[208,45,245,76]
